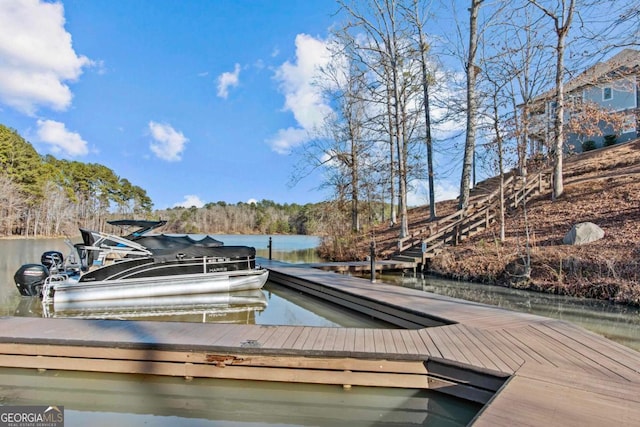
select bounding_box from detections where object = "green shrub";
[582,140,597,151]
[603,134,617,147]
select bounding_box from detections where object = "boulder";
[562,222,605,245]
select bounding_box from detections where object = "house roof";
[530,49,640,103]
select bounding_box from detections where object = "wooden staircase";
[393,171,551,268]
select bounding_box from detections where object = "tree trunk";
[414,0,437,220]
[387,89,397,226]
[552,33,566,199]
[459,0,482,210]
[351,135,360,232]
[529,0,575,200]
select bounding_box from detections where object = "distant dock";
[0,260,638,425]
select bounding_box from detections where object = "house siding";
[582,76,637,111]
[525,50,640,154]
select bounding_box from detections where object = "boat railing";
[41,273,74,304]
[200,255,255,273]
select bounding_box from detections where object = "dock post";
[370,241,376,283]
[268,237,272,260]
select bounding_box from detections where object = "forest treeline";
[156,200,327,235]
[1,124,152,237]
[0,124,338,237]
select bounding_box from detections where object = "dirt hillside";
[365,139,640,305]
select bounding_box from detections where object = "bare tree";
[459,0,484,210]
[0,175,25,236]
[501,3,554,175]
[404,0,438,219]
[339,0,414,237]
[578,1,640,50]
[527,0,575,200]
[482,66,512,241]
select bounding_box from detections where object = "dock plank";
[497,328,555,366]
[309,326,330,351]
[397,329,425,357]
[291,327,314,350]
[388,328,408,354]
[209,325,258,348]
[473,374,640,427]
[325,328,345,352]
[448,324,508,373]
[262,325,296,349]
[354,328,366,353]
[299,327,322,351]
[414,329,441,357]
[441,325,487,368]
[536,321,640,381]
[281,326,306,349]
[513,326,592,372]
[522,324,626,379]
[342,328,356,353]
[470,328,525,372]
[424,328,470,365]
[380,329,397,354]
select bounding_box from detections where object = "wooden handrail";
[396,171,550,258]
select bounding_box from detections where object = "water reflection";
[0,238,69,308]
[10,281,394,328]
[263,282,396,328]
[377,272,640,351]
[0,367,481,427]
[39,290,268,323]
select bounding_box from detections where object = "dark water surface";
[0,367,481,427]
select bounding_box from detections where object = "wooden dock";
[0,261,638,425]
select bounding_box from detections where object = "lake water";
[0,235,481,426]
[0,367,481,427]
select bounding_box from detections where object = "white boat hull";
[48,269,269,304]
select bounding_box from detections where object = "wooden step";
[392,255,422,263]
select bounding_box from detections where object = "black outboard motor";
[41,250,64,272]
[14,264,50,296]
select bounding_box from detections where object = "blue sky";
[0,0,353,209]
[1,1,630,211]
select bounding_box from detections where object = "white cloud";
[267,127,309,155]
[407,180,459,207]
[173,195,205,208]
[36,119,88,156]
[216,63,241,99]
[270,34,333,154]
[0,0,92,115]
[431,70,466,138]
[247,198,258,205]
[148,121,188,161]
